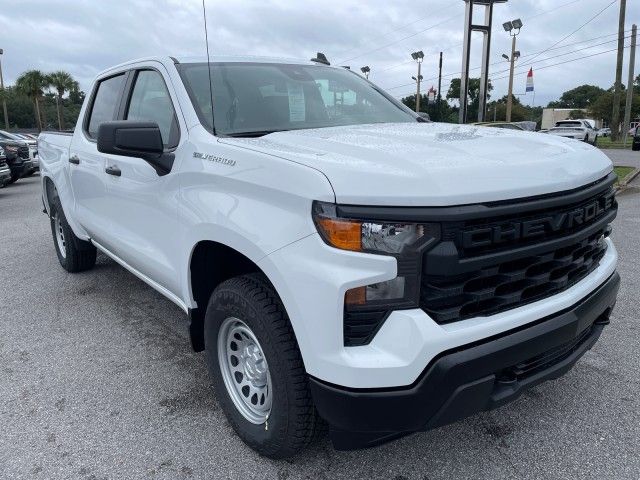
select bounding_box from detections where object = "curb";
[615,167,640,192]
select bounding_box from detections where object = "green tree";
[551,85,606,109]
[446,78,493,122]
[46,71,77,130]
[15,70,47,131]
[568,109,585,119]
[588,90,640,126]
[400,92,452,122]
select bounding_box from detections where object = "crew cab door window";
[125,70,179,148]
[86,74,126,138]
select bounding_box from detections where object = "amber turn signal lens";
[316,217,362,251]
[345,286,366,306]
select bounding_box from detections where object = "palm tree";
[47,71,77,130]
[15,70,47,131]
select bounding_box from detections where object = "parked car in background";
[598,127,611,137]
[547,120,598,144]
[0,135,33,183]
[0,130,38,171]
[633,128,640,151]
[474,122,525,131]
[0,147,11,187]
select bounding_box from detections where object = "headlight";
[312,201,438,255]
[312,201,440,313]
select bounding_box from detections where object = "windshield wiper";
[225,129,288,138]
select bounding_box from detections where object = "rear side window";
[125,70,179,148]
[86,74,126,138]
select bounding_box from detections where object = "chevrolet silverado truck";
[38,55,619,458]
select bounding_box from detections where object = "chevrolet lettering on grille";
[461,190,616,249]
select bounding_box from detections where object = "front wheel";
[49,196,97,272]
[204,274,322,458]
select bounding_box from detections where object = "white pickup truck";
[38,55,619,458]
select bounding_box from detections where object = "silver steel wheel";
[54,213,67,259]
[218,317,272,424]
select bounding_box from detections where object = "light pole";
[411,51,424,113]
[503,18,523,122]
[360,66,370,79]
[0,49,9,129]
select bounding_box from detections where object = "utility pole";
[506,35,517,121]
[623,24,636,144]
[437,51,443,121]
[610,0,626,141]
[0,49,9,129]
[411,51,424,113]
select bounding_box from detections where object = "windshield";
[178,62,416,136]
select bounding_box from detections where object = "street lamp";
[360,66,370,79]
[503,17,523,122]
[411,51,424,113]
[0,49,8,129]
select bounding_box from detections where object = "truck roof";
[96,55,331,77]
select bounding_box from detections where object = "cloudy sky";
[1,0,637,107]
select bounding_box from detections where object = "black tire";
[49,196,97,272]
[7,171,19,184]
[583,134,589,142]
[204,273,322,459]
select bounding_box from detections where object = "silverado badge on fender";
[193,152,236,167]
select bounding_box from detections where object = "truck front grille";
[421,230,608,323]
[419,175,617,324]
[18,145,29,159]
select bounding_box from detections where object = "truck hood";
[222,123,613,206]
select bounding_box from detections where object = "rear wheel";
[49,196,97,272]
[204,273,321,458]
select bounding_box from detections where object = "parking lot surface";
[1,175,639,480]
[603,148,640,168]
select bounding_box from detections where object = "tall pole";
[459,0,473,123]
[437,51,443,121]
[0,49,9,129]
[477,2,494,122]
[610,0,626,141]
[416,61,422,113]
[623,24,637,144]
[506,35,517,122]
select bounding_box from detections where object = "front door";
[101,66,184,296]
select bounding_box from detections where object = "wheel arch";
[187,239,278,352]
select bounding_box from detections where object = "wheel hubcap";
[218,317,272,424]
[54,214,66,259]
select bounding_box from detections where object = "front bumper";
[310,271,619,450]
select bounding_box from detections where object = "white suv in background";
[547,120,598,144]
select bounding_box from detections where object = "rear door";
[100,65,184,296]
[69,72,128,243]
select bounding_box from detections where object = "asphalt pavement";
[1,175,639,480]
[602,148,640,169]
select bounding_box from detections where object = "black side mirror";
[97,121,174,175]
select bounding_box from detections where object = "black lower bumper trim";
[310,271,620,450]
